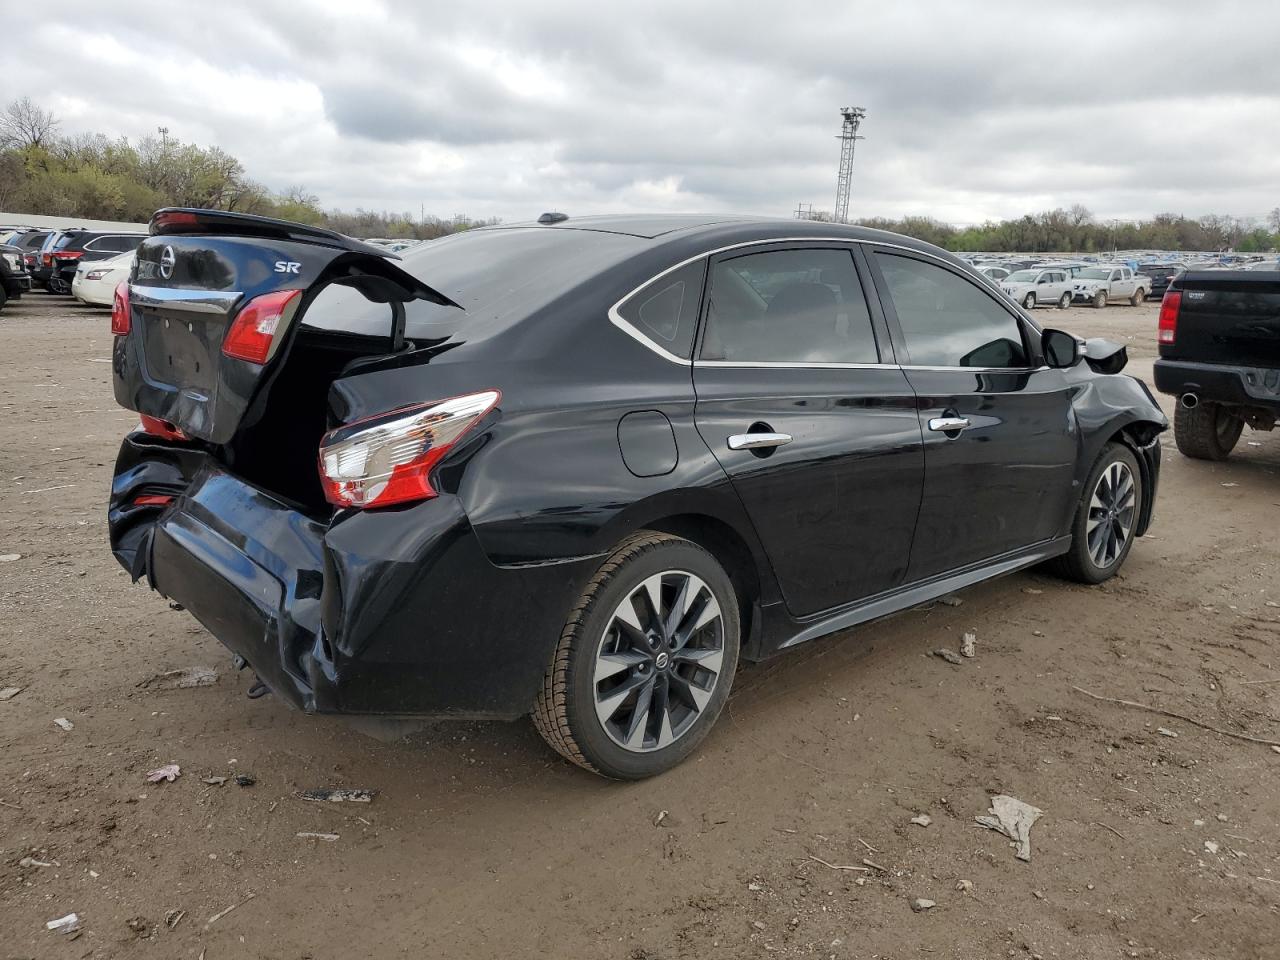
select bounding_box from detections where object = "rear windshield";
[302,227,643,337]
[53,233,87,251]
[1077,268,1111,279]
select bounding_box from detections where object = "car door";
[865,247,1079,582]
[1109,268,1128,299]
[692,244,924,617]
[1043,270,1069,301]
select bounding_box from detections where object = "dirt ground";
[1,293,1277,960]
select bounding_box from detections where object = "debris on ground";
[137,667,218,690]
[938,596,963,607]
[1157,727,1178,738]
[1022,587,1043,595]
[910,898,936,912]
[52,717,73,731]
[201,776,227,786]
[164,909,185,929]
[145,764,181,783]
[20,856,55,868]
[955,879,973,893]
[299,788,376,803]
[46,913,80,934]
[205,892,255,928]
[976,795,1044,862]
[654,809,670,827]
[1204,840,1220,854]
[0,553,21,562]
[296,832,340,842]
[234,774,256,787]
[0,686,21,701]
[125,916,148,935]
[960,632,976,658]
[910,814,933,827]
[933,649,964,665]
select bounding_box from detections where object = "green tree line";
[0,97,494,239]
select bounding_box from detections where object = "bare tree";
[0,97,60,149]
[1268,207,1280,233]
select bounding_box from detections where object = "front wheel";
[1092,290,1108,309]
[1174,400,1243,461]
[1048,443,1142,584]
[1022,292,1037,310]
[1057,291,1072,309]
[531,531,740,779]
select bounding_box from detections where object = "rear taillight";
[140,415,187,442]
[111,281,131,335]
[41,252,52,266]
[53,250,84,260]
[1157,291,1181,345]
[318,391,501,509]
[222,289,302,364]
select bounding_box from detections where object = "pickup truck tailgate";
[1165,271,1280,367]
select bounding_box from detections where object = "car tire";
[0,286,7,313]
[1022,292,1036,310]
[1092,290,1107,309]
[531,531,740,779]
[1130,287,1146,306]
[1174,400,1243,461]
[1057,291,1072,309]
[1048,442,1143,584]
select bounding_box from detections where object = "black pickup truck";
[1154,269,1280,459]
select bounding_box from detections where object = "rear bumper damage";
[110,434,594,719]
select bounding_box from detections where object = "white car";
[71,250,134,306]
[1071,266,1152,308]
[1000,268,1074,310]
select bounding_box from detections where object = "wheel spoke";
[595,671,651,726]
[663,574,693,639]
[668,673,713,713]
[673,646,723,675]
[640,574,664,632]
[594,649,648,684]
[621,678,655,749]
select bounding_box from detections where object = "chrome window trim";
[607,236,1032,368]
[694,360,892,370]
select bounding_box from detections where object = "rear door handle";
[928,416,971,433]
[727,432,792,451]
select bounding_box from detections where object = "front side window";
[614,260,704,359]
[700,249,878,363]
[875,253,1028,368]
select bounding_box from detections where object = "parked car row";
[0,224,147,312]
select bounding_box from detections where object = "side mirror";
[1042,328,1081,368]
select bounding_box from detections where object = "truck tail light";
[1157,291,1181,344]
[318,390,500,508]
[111,281,131,335]
[222,289,302,364]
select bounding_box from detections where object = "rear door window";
[875,252,1028,368]
[700,248,878,363]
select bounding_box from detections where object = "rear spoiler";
[150,208,404,261]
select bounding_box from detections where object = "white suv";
[1001,268,1074,310]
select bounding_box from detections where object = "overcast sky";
[6,0,1279,224]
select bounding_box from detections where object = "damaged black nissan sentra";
[108,209,1165,779]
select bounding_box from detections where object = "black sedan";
[107,209,1166,779]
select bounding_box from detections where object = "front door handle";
[928,416,971,433]
[728,432,792,451]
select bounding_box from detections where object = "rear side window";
[700,249,878,364]
[875,253,1028,368]
[614,260,704,359]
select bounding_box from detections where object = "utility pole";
[157,126,170,151]
[794,202,813,220]
[833,107,866,225]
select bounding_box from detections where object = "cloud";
[4,0,1279,223]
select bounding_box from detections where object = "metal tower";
[833,107,866,224]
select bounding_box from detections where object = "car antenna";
[537,212,569,225]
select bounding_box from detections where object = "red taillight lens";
[41,252,52,266]
[140,415,187,442]
[318,391,501,509]
[54,250,84,260]
[111,281,131,335]
[1157,291,1181,345]
[152,210,200,231]
[133,494,175,507]
[222,289,302,365]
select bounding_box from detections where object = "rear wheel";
[1022,292,1037,310]
[1057,291,1072,309]
[1174,400,1243,461]
[1049,443,1142,584]
[1130,287,1146,306]
[1092,290,1108,309]
[531,531,740,779]
[0,286,7,313]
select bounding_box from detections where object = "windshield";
[1006,270,1040,282]
[1077,268,1111,279]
